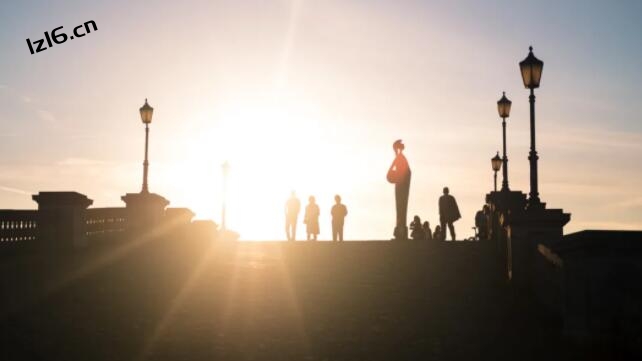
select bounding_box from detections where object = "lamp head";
[497,91,512,118]
[519,46,544,89]
[491,151,502,172]
[139,98,154,124]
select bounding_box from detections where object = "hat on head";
[393,139,404,151]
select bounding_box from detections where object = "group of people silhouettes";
[283,139,462,242]
[409,187,461,241]
[388,139,462,241]
[285,192,348,241]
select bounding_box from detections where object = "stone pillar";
[121,192,169,237]
[486,190,527,278]
[32,192,93,250]
[504,205,570,288]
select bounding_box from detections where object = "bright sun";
[163,95,350,240]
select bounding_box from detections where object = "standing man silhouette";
[331,194,348,242]
[438,187,461,241]
[285,191,301,241]
[387,139,411,240]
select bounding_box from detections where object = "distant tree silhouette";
[331,195,348,242]
[438,187,461,241]
[387,140,411,240]
[304,196,320,241]
[285,191,301,241]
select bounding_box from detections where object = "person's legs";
[395,176,411,240]
[332,222,338,241]
[448,222,456,241]
[440,221,446,241]
[285,219,291,241]
[338,224,344,242]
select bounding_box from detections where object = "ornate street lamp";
[519,46,544,209]
[497,91,512,191]
[221,161,230,231]
[139,99,154,193]
[491,152,502,192]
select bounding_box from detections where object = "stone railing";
[0,210,39,251]
[0,192,212,254]
[85,207,127,242]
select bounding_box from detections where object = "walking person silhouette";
[304,196,320,241]
[285,191,301,241]
[331,195,348,242]
[387,139,411,240]
[438,187,461,241]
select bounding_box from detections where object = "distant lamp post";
[221,161,230,231]
[519,46,544,208]
[491,152,502,192]
[139,99,154,193]
[497,91,512,191]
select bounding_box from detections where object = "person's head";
[334,194,341,204]
[393,139,405,154]
[443,187,449,195]
[413,215,420,223]
[309,196,315,204]
[435,225,441,231]
[423,221,429,228]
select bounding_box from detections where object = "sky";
[1,0,641,240]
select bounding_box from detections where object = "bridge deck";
[0,240,589,360]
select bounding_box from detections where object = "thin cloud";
[56,158,107,166]
[606,196,642,210]
[544,127,642,151]
[0,185,32,195]
[36,109,57,124]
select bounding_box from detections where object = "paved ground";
[0,240,601,360]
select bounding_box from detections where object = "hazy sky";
[1,0,641,240]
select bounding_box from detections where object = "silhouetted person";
[387,139,411,240]
[285,191,301,241]
[433,225,442,241]
[331,195,348,242]
[423,221,432,241]
[304,196,320,241]
[409,215,425,240]
[438,187,461,241]
[475,205,489,240]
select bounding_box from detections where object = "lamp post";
[139,99,154,193]
[491,152,502,192]
[497,91,512,191]
[221,161,230,231]
[519,46,544,209]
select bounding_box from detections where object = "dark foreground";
[0,240,612,360]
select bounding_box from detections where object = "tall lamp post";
[139,99,154,194]
[491,152,502,192]
[497,91,512,191]
[221,161,230,231]
[519,46,544,209]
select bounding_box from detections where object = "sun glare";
[164,96,349,240]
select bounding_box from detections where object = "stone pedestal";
[504,205,570,288]
[486,190,527,274]
[32,192,93,250]
[121,192,169,236]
